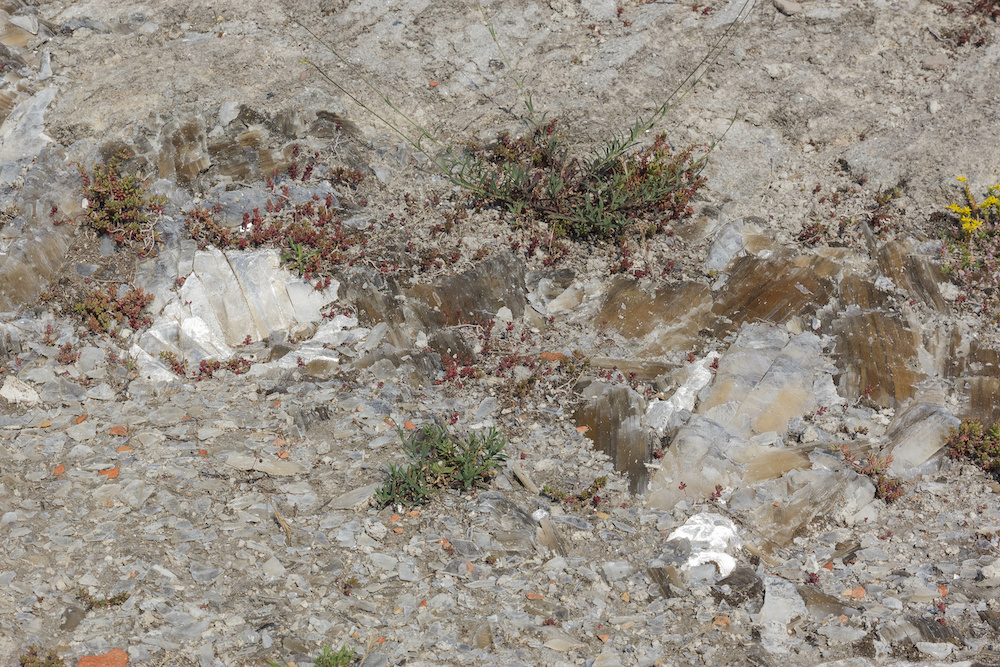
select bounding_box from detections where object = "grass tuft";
[376,425,508,508]
[294,0,754,239]
[461,124,708,238]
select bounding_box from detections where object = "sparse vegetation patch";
[375,424,508,508]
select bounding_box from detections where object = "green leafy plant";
[542,475,608,506]
[375,425,508,508]
[946,418,1000,476]
[838,443,904,503]
[79,149,165,258]
[56,342,78,365]
[76,588,129,610]
[281,239,320,277]
[72,284,155,335]
[313,645,356,667]
[266,643,357,667]
[458,117,708,238]
[296,0,753,239]
[18,646,63,667]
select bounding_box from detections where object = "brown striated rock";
[344,252,526,353]
[574,383,650,493]
[590,357,673,381]
[598,278,712,355]
[963,376,1000,424]
[157,117,212,183]
[877,240,948,313]
[832,310,923,408]
[840,271,892,310]
[408,250,527,326]
[711,251,838,335]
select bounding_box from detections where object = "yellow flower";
[948,204,972,215]
[957,176,967,182]
[983,195,999,209]
[962,216,983,234]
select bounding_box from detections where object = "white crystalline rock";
[757,574,807,653]
[138,248,343,364]
[666,512,741,576]
[646,352,720,435]
[874,275,897,292]
[0,376,39,404]
[129,344,181,383]
[179,315,232,361]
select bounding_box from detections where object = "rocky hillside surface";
[2,0,1000,665]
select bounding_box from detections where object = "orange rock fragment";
[277,451,290,459]
[404,420,416,430]
[78,647,128,667]
[713,615,730,626]
[116,445,132,453]
[76,414,88,424]
[821,562,834,570]
[938,584,948,597]
[392,527,404,534]
[390,514,400,522]
[539,351,566,362]
[405,510,420,517]
[842,586,865,599]
[53,464,65,477]
[99,467,120,479]
[38,419,51,428]
[597,634,610,643]
[419,599,427,607]
[576,425,589,433]
[109,425,128,436]
[377,637,387,644]
[428,81,439,86]
[525,592,544,600]
[197,449,208,457]
[621,592,630,602]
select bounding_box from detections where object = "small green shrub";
[299,0,753,240]
[76,588,129,610]
[542,475,607,506]
[313,645,356,667]
[18,646,63,667]
[79,149,165,258]
[375,425,508,508]
[266,643,356,667]
[72,284,154,335]
[461,123,708,238]
[838,443,904,503]
[946,418,1000,475]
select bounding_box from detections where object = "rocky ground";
[2,0,1000,665]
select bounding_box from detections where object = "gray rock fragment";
[773,0,803,16]
[328,483,378,509]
